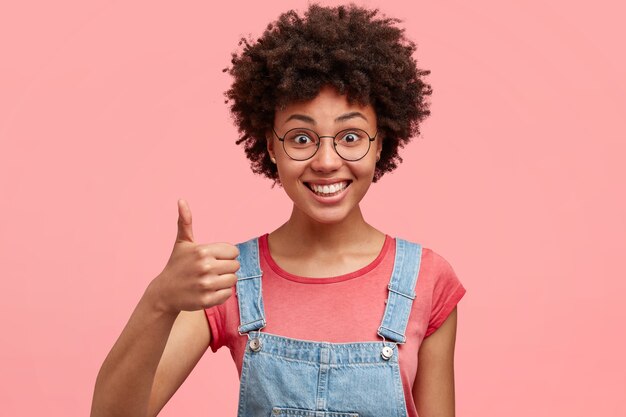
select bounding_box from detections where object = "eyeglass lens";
[282,128,372,161]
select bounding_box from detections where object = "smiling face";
[266,85,382,225]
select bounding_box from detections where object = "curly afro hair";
[223,3,433,187]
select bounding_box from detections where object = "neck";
[270,204,383,255]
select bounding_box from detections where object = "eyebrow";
[283,111,369,125]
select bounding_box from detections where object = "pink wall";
[1,1,625,416]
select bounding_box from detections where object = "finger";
[199,259,241,276]
[197,242,240,260]
[176,198,195,243]
[202,286,234,308]
[199,273,238,291]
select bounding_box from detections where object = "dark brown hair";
[223,3,432,186]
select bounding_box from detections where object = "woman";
[91,4,466,417]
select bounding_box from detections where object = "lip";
[303,178,352,185]
[303,180,351,204]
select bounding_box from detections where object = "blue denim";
[234,236,423,417]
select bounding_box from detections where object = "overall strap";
[235,237,266,334]
[377,238,423,344]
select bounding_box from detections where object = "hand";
[146,199,240,315]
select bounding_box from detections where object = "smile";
[304,180,351,197]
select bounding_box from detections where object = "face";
[266,85,383,225]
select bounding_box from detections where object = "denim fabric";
[234,237,423,417]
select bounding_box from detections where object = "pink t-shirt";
[204,233,466,417]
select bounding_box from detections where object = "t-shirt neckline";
[259,233,393,284]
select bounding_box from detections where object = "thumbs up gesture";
[147,199,240,315]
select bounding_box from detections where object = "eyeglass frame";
[271,126,379,162]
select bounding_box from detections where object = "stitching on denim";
[239,273,262,280]
[237,350,251,416]
[391,361,407,417]
[256,350,321,365]
[386,285,416,299]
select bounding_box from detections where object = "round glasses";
[272,127,378,161]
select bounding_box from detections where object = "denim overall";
[234,236,423,417]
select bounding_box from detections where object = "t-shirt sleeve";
[204,304,225,353]
[424,253,467,338]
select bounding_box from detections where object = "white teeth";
[309,181,348,195]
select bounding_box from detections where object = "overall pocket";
[271,406,359,417]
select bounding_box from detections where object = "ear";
[375,132,383,160]
[266,130,276,161]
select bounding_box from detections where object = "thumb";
[176,198,195,243]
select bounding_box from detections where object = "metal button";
[381,346,394,360]
[249,337,262,352]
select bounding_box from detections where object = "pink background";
[1,1,625,416]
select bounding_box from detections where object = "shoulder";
[422,247,457,276]
[232,234,266,262]
[233,234,264,249]
[395,242,458,285]
[393,239,453,268]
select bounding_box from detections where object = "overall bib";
[234,237,423,417]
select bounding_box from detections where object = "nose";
[310,137,342,172]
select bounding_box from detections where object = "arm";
[147,308,212,417]
[90,284,212,417]
[91,199,238,417]
[412,306,458,417]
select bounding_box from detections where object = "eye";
[343,133,358,143]
[293,134,313,145]
[285,129,317,147]
[337,130,366,146]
